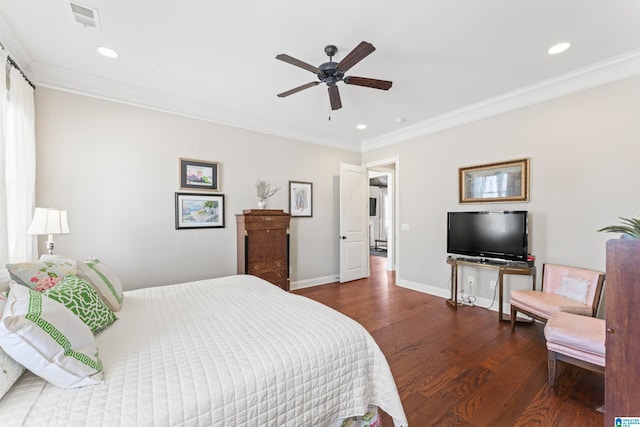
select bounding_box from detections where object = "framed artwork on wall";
[175,193,225,229]
[288,181,312,217]
[459,158,529,204]
[179,158,220,191]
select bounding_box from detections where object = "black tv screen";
[369,198,377,216]
[447,211,529,261]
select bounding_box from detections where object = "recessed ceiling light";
[357,124,367,130]
[548,42,571,55]
[97,46,118,58]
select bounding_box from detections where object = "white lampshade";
[27,208,70,235]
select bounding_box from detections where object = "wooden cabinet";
[605,239,640,419]
[236,209,291,291]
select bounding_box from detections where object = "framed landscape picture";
[179,158,220,191]
[175,193,225,229]
[288,181,312,217]
[459,158,529,204]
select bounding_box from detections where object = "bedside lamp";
[27,208,70,255]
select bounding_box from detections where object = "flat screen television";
[369,198,377,217]
[447,211,529,261]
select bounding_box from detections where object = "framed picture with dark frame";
[288,181,312,217]
[179,158,220,191]
[459,158,529,204]
[175,193,225,229]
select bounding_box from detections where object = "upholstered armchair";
[510,263,605,330]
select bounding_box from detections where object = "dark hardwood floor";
[293,255,604,427]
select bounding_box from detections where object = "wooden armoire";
[236,209,291,291]
[605,238,640,419]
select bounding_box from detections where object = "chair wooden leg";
[511,306,517,330]
[548,350,558,387]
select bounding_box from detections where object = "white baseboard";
[395,278,511,315]
[291,275,518,318]
[290,275,338,290]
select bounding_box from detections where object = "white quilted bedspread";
[0,275,408,426]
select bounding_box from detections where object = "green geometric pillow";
[44,275,117,334]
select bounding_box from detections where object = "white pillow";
[0,282,103,389]
[555,276,591,304]
[0,290,25,399]
[77,259,123,312]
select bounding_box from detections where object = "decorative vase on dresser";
[236,209,291,291]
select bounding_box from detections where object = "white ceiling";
[1,0,639,152]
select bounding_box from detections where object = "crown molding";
[361,49,640,152]
[30,62,361,152]
[8,23,640,155]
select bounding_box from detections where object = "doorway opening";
[366,158,397,273]
[369,171,389,259]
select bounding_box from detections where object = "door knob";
[340,236,347,239]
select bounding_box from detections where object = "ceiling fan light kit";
[276,41,393,111]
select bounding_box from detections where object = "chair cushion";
[544,311,605,366]
[511,289,593,318]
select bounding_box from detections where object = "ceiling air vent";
[69,2,101,30]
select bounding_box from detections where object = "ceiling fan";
[276,41,392,111]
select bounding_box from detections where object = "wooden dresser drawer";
[256,270,289,291]
[249,260,286,274]
[242,216,289,227]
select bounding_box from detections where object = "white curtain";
[0,51,8,264]
[0,54,37,264]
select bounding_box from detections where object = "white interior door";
[339,163,369,282]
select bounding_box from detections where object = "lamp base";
[45,234,55,255]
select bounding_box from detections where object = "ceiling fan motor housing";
[318,61,344,84]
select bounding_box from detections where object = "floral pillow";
[6,259,77,292]
[44,275,117,334]
[0,290,26,399]
[39,254,78,269]
[0,268,11,294]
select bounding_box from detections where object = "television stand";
[446,257,536,323]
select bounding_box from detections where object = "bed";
[0,272,408,426]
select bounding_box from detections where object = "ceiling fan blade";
[336,41,376,72]
[344,76,393,91]
[328,86,342,110]
[275,54,321,74]
[277,81,320,98]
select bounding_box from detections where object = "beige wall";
[363,75,640,310]
[34,75,640,308]
[34,88,360,290]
